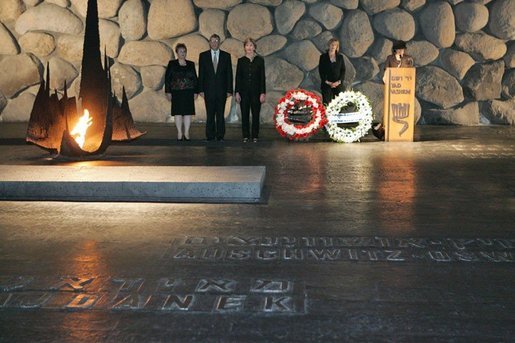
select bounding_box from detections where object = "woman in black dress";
[235,37,266,143]
[165,43,198,141]
[318,38,346,105]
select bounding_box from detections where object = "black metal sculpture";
[26,0,145,158]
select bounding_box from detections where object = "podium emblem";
[391,103,410,136]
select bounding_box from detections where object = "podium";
[383,67,416,142]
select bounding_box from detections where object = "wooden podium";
[383,68,416,142]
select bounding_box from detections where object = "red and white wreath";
[274,89,327,140]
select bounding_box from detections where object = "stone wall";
[0,0,513,125]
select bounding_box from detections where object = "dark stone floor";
[0,123,514,342]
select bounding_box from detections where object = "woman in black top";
[235,38,266,143]
[165,43,199,141]
[318,38,345,105]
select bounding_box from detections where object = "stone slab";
[0,165,266,203]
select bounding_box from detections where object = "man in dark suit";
[198,34,233,141]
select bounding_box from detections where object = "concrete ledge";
[0,165,266,203]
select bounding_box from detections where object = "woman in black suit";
[318,38,345,105]
[235,38,266,143]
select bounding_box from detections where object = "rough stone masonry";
[0,0,513,125]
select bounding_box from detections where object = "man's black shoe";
[372,126,385,141]
[372,123,384,141]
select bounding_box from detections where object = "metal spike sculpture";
[112,87,144,141]
[26,0,145,158]
[26,63,66,151]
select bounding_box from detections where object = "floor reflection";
[325,145,375,214]
[374,150,417,234]
[275,145,327,197]
[69,240,110,276]
[58,239,111,340]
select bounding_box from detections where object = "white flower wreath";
[325,91,373,143]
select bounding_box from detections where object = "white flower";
[325,91,373,143]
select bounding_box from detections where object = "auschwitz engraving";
[162,236,514,263]
[452,144,515,158]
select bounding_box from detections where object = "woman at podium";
[318,38,346,105]
[383,40,414,74]
[373,40,414,140]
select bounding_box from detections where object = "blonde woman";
[318,38,346,105]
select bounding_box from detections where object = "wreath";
[325,91,373,143]
[274,89,327,140]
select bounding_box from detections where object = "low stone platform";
[0,165,266,203]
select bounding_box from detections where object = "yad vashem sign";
[383,68,416,142]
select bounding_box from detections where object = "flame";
[71,109,93,149]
